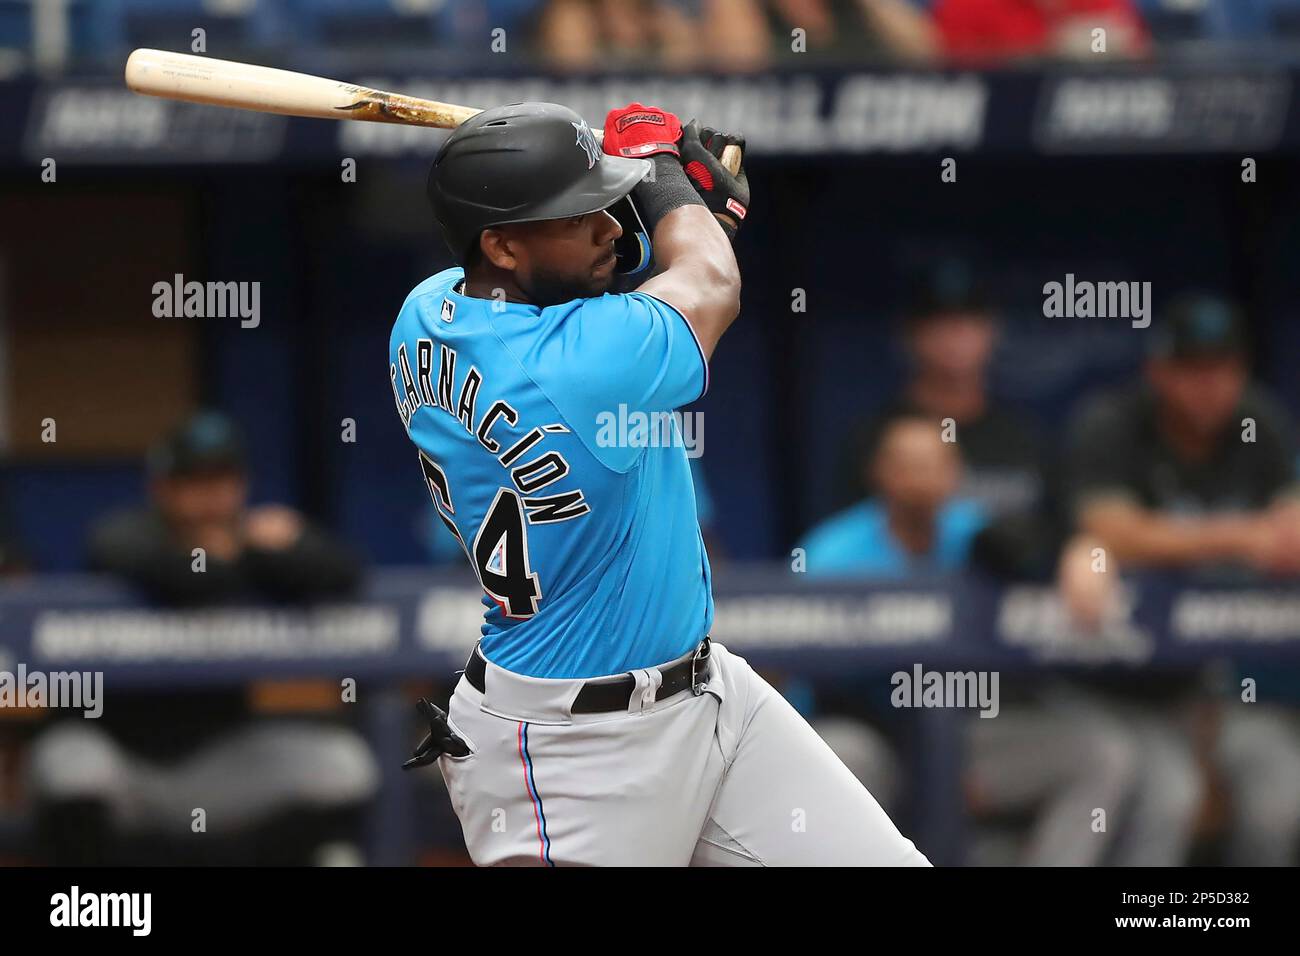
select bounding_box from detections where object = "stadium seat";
[0,1,29,53]
[0,462,143,572]
[0,0,126,69]
[1270,0,1300,37]
[282,0,441,48]
[1138,0,1300,42]
[114,0,284,56]
[282,0,543,51]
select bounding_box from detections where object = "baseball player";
[389,100,929,866]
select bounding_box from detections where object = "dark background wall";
[6,152,1299,571]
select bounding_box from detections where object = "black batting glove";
[402,697,471,769]
[679,120,749,241]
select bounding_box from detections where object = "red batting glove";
[602,103,683,159]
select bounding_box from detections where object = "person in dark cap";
[87,411,361,605]
[1062,292,1300,584]
[833,258,1045,521]
[1054,292,1300,866]
[30,412,376,865]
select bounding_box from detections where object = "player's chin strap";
[611,195,652,277]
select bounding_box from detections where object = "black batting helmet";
[428,101,653,275]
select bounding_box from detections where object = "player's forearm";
[1079,503,1255,567]
[606,108,746,357]
[638,191,741,359]
[131,550,246,604]
[648,205,739,303]
[242,531,363,600]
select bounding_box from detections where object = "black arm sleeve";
[1242,387,1300,504]
[86,510,247,605]
[1063,391,1143,519]
[239,524,363,602]
[970,509,1068,582]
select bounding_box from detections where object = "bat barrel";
[123,48,742,170]
[126,48,334,118]
[124,48,477,128]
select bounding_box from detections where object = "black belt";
[462,638,711,714]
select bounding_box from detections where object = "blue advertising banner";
[1,568,1297,689]
[2,65,1296,167]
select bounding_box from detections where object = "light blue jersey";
[389,268,713,679]
[797,499,988,579]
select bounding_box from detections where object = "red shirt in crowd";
[932,0,1150,61]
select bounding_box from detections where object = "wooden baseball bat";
[123,48,742,173]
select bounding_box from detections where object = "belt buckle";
[690,638,710,696]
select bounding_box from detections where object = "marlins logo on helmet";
[572,119,602,169]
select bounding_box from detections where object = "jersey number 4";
[419,451,542,619]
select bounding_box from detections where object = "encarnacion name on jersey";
[391,338,590,525]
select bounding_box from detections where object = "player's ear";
[479,228,517,271]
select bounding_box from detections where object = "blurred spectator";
[1061,294,1300,597]
[12,0,1300,75]
[804,412,988,575]
[802,411,1138,865]
[964,680,1139,866]
[540,0,772,72]
[1137,0,1300,46]
[793,412,982,816]
[27,412,376,865]
[88,412,361,605]
[766,0,947,61]
[871,0,1151,63]
[770,0,839,48]
[856,0,949,59]
[835,259,1047,524]
[1058,293,1300,866]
